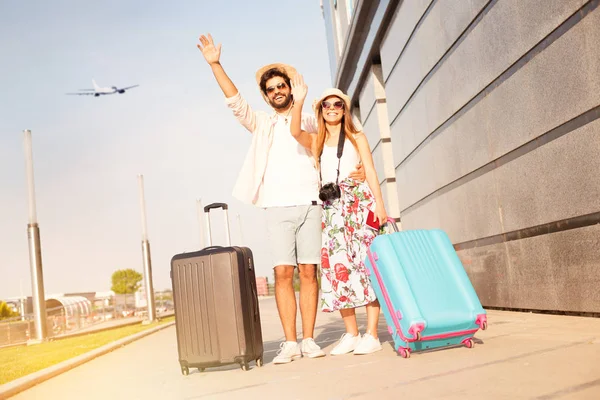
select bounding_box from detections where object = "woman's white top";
[320,138,360,184]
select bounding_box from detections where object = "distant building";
[135,287,147,309]
[321,0,600,313]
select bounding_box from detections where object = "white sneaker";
[353,333,382,355]
[301,338,326,358]
[273,341,302,364]
[330,333,361,355]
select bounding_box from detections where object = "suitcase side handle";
[204,202,228,212]
[250,277,259,321]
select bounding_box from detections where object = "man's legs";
[273,264,303,364]
[297,263,318,339]
[295,205,326,358]
[266,207,299,343]
[274,265,297,342]
[267,207,303,364]
[296,205,322,339]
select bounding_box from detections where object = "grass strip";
[0,316,174,384]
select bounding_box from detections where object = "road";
[10,297,600,399]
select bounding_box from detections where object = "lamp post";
[137,175,156,322]
[23,129,47,341]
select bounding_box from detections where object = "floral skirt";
[320,178,379,312]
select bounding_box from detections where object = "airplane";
[66,79,139,97]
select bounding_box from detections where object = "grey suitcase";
[170,202,263,374]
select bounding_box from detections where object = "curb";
[0,321,175,399]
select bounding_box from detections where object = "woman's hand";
[197,33,222,65]
[375,203,388,227]
[291,74,308,103]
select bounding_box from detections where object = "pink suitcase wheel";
[398,348,411,359]
[464,339,474,349]
[482,321,488,330]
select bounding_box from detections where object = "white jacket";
[226,92,317,206]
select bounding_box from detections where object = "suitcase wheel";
[399,348,411,359]
[241,363,250,371]
[181,366,190,376]
[482,321,488,330]
[256,358,263,368]
[464,338,475,349]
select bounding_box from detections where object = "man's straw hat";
[255,63,298,88]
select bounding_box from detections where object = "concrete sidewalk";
[7,297,600,399]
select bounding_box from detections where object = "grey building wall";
[322,0,600,313]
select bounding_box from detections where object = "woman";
[289,74,388,355]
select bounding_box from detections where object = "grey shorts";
[265,205,321,267]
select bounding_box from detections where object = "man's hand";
[348,163,366,182]
[197,33,222,65]
[291,74,308,103]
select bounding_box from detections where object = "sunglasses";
[322,100,345,110]
[266,82,288,94]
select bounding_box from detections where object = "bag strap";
[318,125,346,186]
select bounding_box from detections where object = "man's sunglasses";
[266,82,288,94]
[322,100,345,110]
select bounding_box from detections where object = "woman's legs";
[331,307,361,355]
[338,300,379,338]
[365,299,381,338]
[353,300,383,354]
[340,308,359,336]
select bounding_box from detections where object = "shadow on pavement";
[259,313,396,365]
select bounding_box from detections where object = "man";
[197,33,364,364]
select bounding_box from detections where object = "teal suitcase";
[365,222,487,358]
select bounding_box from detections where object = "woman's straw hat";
[312,88,352,112]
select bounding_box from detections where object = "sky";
[0,1,333,299]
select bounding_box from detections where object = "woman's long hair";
[313,103,360,169]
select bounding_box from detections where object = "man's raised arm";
[197,33,237,98]
[197,33,256,133]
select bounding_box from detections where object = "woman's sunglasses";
[322,100,345,110]
[266,82,288,94]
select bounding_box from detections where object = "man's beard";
[269,93,292,110]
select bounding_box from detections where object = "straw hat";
[255,63,298,88]
[313,88,363,130]
[312,88,352,112]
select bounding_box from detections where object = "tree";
[111,269,143,294]
[0,301,19,320]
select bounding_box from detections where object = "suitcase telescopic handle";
[204,202,231,246]
[203,203,228,212]
[386,217,400,233]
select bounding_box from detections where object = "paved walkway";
[9,298,600,400]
